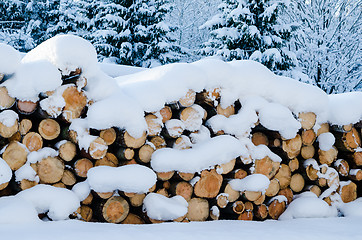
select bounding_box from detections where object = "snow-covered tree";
[88,0,182,67]
[201,0,296,73]
[283,0,362,93]
[166,0,221,61]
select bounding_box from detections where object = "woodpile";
[0,68,360,224]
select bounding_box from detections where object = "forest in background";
[0,0,361,93]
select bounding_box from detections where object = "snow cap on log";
[151,135,248,173]
[0,157,12,185]
[328,92,362,126]
[229,174,270,193]
[86,165,157,194]
[143,193,188,221]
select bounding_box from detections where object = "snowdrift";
[0,35,361,224]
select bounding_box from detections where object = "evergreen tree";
[88,0,183,67]
[201,0,295,73]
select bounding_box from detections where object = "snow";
[143,193,188,221]
[99,62,145,78]
[0,43,21,74]
[0,110,18,127]
[339,198,362,217]
[328,92,362,125]
[86,165,157,193]
[0,196,40,224]
[3,60,62,102]
[229,174,270,193]
[0,157,12,185]
[0,217,361,240]
[317,132,335,151]
[72,181,91,202]
[16,184,80,221]
[279,192,338,220]
[151,135,248,173]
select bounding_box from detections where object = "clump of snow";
[229,174,270,193]
[15,147,58,182]
[0,196,40,224]
[258,102,301,139]
[39,85,69,118]
[328,92,362,125]
[143,193,188,221]
[0,43,21,74]
[269,195,288,204]
[0,110,18,127]
[303,159,320,171]
[211,206,220,218]
[279,192,338,220]
[3,60,62,102]
[317,133,335,151]
[151,135,248,173]
[189,125,211,144]
[0,158,12,185]
[338,198,362,217]
[16,184,80,221]
[189,176,200,187]
[72,181,91,202]
[86,165,157,193]
[165,119,185,137]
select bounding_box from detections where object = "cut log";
[95,192,114,200]
[95,153,119,167]
[318,146,338,165]
[288,158,300,172]
[37,157,65,184]
[254,156,280,179]
[145,114,162,136]
[101,196,129,223]
[352,152,362,166]
[138,144,155,163]
[339,181,357,203]
[116,147,135,161]
[163,119,185,138]
[268,198,286,220]
[254,204,268,220]
[157,106,172,123]
[216,104,235,118]
[232,201,245,214]
[180,106,204,131]
[0,118,18,138]
[170,181,193,201]
[265,178,280,197]
[305,164,319,181]
[229,169,248,179]
[156,188,169,197]
[349,169,362,181]
[38,119,60,140]
[194,169,223,198]
[18,179,38,191]
[186,198,209,221]
[252,132,269,146]
[210,206,220,220]
[150,136,166,149]
[118,131,147,149]
[82,193,94,205]
[253,194,266,205]
[99,128,117,146]
[88,137,108,160]
[334,159,349,177]
[177,172,195,181]
[17,100,37,115]
[305,185,321,197]
[173,136,192,150]
[282,134,302,159]
[290,173,305,193]
[298,112,316,130]
[216,194,229,208]
[278,188,294,204]
[22,132,43,152]
[179,89,196,108]
[57,141,77,162]
[9,131,21,142]
[224,183,240,202]
[0,86,15,109]
[2,141,28,170]
[243,191,262,202]
[196,88,220,107]
[129,193,146,207]
[74,158,93,178]
[76,205,93,222]
[0,182,9,191]
[335,128,361,152]
[301,129,316,146]
[301,145,315,159]
[61,169,77,186]
[317,123,330,136]
[216,159,236,175]
[238,211,253,221]
[121,213,145,224]
[52,182,66,188]
[156,171,174,181]
[19,119,32,136]
[62,86,87,122]
[274,164,292,190]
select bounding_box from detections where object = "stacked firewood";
[0,69,360,224]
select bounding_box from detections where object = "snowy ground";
[1,217,361,240]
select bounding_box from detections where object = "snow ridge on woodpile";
[0,35,361,224]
